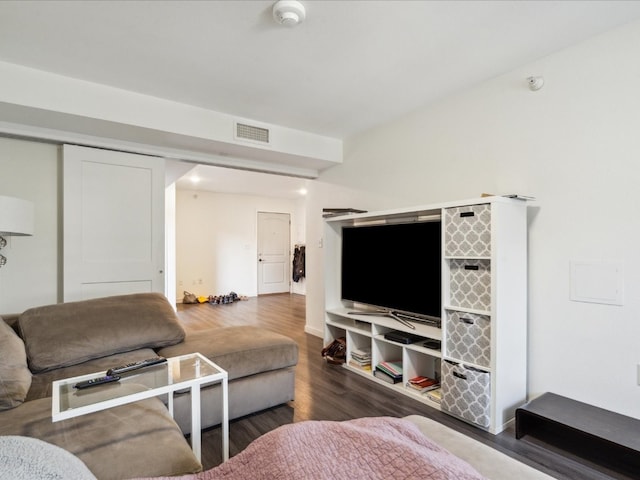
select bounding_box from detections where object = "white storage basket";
[444,204,491,257]
[446,310,491,368]
[448,259,491,311]
[441,360,491,428]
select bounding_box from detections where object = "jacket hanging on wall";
[292,245,305,282]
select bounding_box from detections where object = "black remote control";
[74,375,120,389]
[106,357,167,376]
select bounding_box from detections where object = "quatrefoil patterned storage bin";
[444,204,491,257]
[441,360,491,428]
[445,310,491,368]
[448,259,491,311]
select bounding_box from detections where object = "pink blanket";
[138,417,486,480]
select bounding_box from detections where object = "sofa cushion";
[0,318,32,410]
[18,293,186,373]
[156,326,298,381]
[0,396,202,479]
[0,313,20,332]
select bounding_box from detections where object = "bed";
[135,415,554,480]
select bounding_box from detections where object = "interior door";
[63,144,165,301]
[257,212,290,295]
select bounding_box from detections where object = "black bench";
[516,392,640,476]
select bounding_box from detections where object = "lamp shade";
[0,195,34,236]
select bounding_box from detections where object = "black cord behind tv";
[341,220,442,324]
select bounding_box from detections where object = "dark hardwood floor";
[176,294,634,480]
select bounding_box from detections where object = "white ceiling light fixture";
[273,0,306,27]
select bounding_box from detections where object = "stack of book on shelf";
[425,388,441,404]
[373,361,403,384]
[406,375,440,394]
[348,348,372,371]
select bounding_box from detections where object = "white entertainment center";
[323,196,528,434]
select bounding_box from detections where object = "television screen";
[341,220,441,319]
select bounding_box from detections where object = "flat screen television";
[341,220,441,321]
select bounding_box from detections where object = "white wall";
[291,198,307,295]
[0,137,59,313]
[175,190,305,302]
[164,183,177,309]
[306,20,640,419]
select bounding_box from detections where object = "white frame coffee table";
[52,352,228,462]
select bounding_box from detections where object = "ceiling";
[1,0,640,196]
[174,163,309,200]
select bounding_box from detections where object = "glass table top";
[54,353,224,415]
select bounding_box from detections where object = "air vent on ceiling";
[235,122,270,144]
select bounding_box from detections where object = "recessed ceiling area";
[175,163,309,200]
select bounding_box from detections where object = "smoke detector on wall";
[273,0,306,27]
[527,76,544,91]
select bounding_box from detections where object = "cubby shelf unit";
[323,196,528,434]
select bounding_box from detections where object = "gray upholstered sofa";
[0,292,298,479]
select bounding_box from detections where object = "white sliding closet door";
[63,145,165,301]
